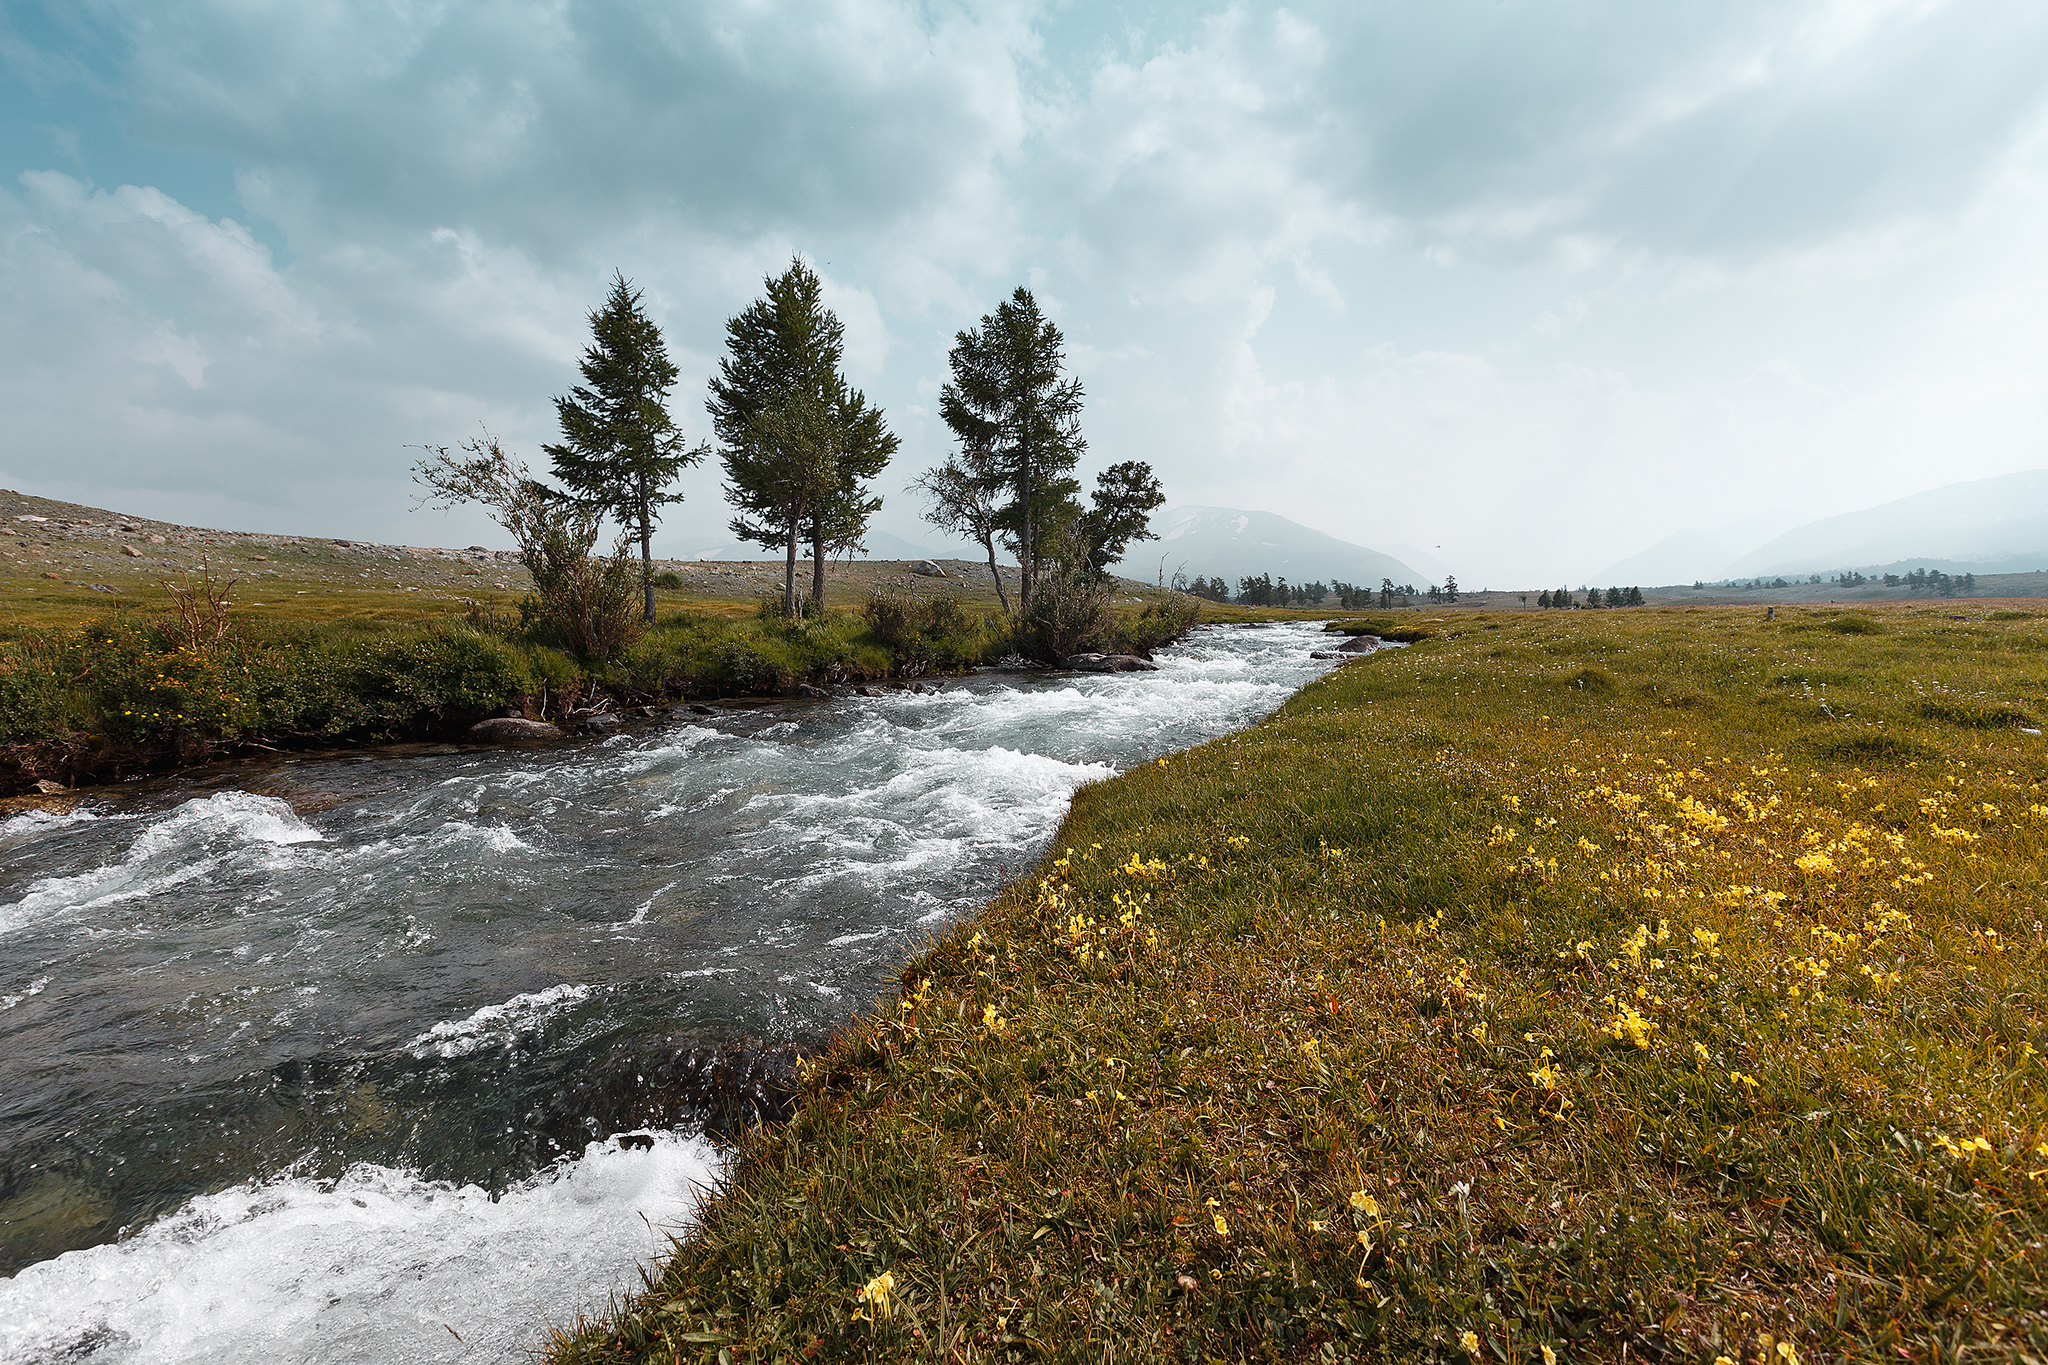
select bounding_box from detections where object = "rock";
[40,572,58,580]
[856,685,881,697]
[576,713,625,734]
[122,545,142,557]
[149,534,165,544]
[89,584,118,593]
[1063,653,1162,672]
[793,683,831,698]
[913,560,947,577]
[465,716,563,742]
[1310,650,1347,660]
[690,703,716,716]
[1336,634,1381,653]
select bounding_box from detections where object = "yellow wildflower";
[1349,1189,1379,1216]
[854,1269,895,1321]
[1212,1212,1229,1237]
[1460,1329,1482,1357]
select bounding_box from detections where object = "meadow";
[550,602,2047,1364]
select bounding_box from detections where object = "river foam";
[0,1133,722,1365]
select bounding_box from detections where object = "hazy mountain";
[1724,470,2048,577]
[1592,512,1807,586]
[1121,506,1424,588]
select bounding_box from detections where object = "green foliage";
[1016,549,1110,662]
[545,271,707,623]
[0,617,528,754]
[860,592,1002,675]
[1106,595,1202,656]
[710,258,897,617]
[939,287,1085,615]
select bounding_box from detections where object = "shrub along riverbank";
[549,602,2047,1363]
[0,592,1202,792]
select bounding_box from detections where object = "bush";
[1017,562,1110,663]
[862,592,1000,675]
[1108,596,1201,656]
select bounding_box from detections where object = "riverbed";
[0,621,1339,1364]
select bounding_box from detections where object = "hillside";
[1723,469,2048,578]
[1126,505,1425,589]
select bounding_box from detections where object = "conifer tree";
[709,259,896,618]
[546,272,706,624]
[939,288,1084,617]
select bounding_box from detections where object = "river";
[0,621,1338,1364]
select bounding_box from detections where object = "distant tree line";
[1174,574,1446,608]
[1690,568,1979,598]
[1540,586,1645,609]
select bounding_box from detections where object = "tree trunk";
[1018,416,1033,619]
[638,472,655,624]
[783,516,799,620]
[811,527,827,615]
[981,532,1011,616]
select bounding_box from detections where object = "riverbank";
[549,602,2047,1363]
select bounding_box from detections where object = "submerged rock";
[465,717,563,742]
[1063,653,1162,673]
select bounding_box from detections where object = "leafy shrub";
[1017,561,1111,663]
[1108,597,1201,656]
[862,592,1000,675]
[1825,615,1885,635]
[653,572,682,590]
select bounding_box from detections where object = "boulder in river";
[465,716,563,742]
[1063,652,1161,673]
[575,713,625,734]
[1336,634,1383,653]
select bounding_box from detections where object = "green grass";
[547,602,2048,1364]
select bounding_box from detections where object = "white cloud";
[0,0,2043,577]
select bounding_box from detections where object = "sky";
[3,0,2046,587]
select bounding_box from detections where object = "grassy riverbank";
[0,489,1224,791]
[550,602,2046,1364]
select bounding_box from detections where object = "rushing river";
[0,621,1339,1364]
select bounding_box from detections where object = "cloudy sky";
[4,0,2046,586]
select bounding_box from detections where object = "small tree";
[940,287,1085,618]
[914,447,1011,614]
[414,432,640,660]
[1074,461,1166,580]
[545,272,706,624]
[710,259,895,619]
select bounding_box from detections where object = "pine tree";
[939,288,1085,617]
[1538,590,1552,609]
[709,259,896,618]
[545,272,706,624]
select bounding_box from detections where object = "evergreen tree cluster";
[1538,586,1644,608]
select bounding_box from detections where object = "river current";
[0,621,1338,1364]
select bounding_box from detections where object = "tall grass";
[549,603,2047,1364]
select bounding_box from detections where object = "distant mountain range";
[1596,470,2048,585]
[1117,506,1425,589]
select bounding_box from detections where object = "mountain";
[1119,506,1425,589]
[1723,469,2048,578]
